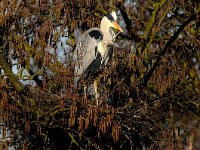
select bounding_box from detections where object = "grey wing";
[73,27,103,77]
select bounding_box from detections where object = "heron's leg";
[94,79,98,106]
[84,84,87,99]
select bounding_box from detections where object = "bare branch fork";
[142,14,196,86]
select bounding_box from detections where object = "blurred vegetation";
[0,0,200,149]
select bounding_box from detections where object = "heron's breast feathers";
[97,41,108,57]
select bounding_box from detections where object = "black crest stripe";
[106,14,114,21]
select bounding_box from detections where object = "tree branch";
[143,3,159,40]
[117,5,142,43]
[141,0,167,56]
[0,51,24,92]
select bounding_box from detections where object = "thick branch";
[142,14,196,86]
[0,52,24,92]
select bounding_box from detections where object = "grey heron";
[73,11,123,106]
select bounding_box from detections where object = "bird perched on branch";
[73,11,123,106]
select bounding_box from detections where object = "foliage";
[0,0,200,149]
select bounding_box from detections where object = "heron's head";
[100,11,123,34]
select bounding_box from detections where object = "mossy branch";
[143,3,160,39]
[141,0,167,56]
[0,51,24,92]
[143,0,167,39]
[68,132,84,150]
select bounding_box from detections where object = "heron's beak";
[112,21,123,33]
